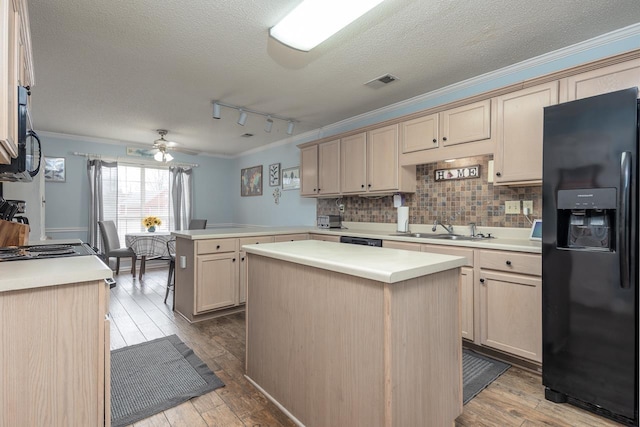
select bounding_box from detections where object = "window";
[103,164,173,243]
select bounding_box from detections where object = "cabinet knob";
[241,257,245,261]
[361,184,365,188]
[496,172,502,177]
[432,139,437,143]
[313,188,317,192]
[368,184,372,188]
[232,258,236,262]
[480,278,485,284]
[506,260,512,266]
[216,245,220,249]
[442,137,447,141]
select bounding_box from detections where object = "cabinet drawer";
[422,244,474,267]
[383,240,421,252]
[479,250,540,276]
[310,234,341,242]
[239,236,275,247]
[273,233,308,242]
[197,239,237,254]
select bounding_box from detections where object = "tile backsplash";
[317,155,541,228]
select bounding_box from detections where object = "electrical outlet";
[338,204,345,213]
[522,200,533,213]
[505,200,521,214]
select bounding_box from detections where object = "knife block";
[0,219,29,246]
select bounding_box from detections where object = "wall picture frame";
[269,163,280,186]
[241,165,263,197]
[281,166,300,190]
[44,157,66,182]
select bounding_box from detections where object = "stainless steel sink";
[388,232,489,241]
[430,234,477,240]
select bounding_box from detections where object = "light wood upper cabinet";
[301,139,340,197]
[341,124,415,194]
[340,132,367,193]
[400,99,495,165]
[0,0,33,164]
[494,81,558,185]
[560,58,640,102]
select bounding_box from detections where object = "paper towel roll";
[397,206,409,232]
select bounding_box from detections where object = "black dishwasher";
[339,236,383,247]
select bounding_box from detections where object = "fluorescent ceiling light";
[270,0,386,51]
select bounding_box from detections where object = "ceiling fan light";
[164,152,174,162]
[270,0,386,51]
[154,151,164,162]
[212,102,221,119]
[238,109,248,126]
[265,116,274,133]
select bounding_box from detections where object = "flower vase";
[147,226,156,232]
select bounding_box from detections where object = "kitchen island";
[243,240,466,427]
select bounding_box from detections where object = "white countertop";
[0,255,113,293]
[243,240,467,284]
[172,223,541,253]
[172,226,310,240]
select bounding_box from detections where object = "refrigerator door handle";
[619,151,631,289]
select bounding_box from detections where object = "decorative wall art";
[281,166,300,190]
[241,165,263,197]
[434,165,480,181]
[44,157,66,182]
[269,163,280,186]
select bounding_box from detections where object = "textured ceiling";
[27,0,640,156]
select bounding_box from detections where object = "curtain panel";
[87,159,118,250]
[170,167,193,231]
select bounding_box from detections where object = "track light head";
[286,121,295,135]
[212,102,221,119]
[265,116,274,133]
[237,109,248,126]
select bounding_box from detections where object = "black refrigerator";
[542,87,639,425]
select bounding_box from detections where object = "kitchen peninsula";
[242,240,466,427]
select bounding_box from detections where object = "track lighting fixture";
[211,101,297,135]
[237,109,248,126]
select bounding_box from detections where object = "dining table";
[125,231,173,279]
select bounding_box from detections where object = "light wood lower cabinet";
[195,252,238,313]
[478,270,542,362]
[459,266,474,341]
[382,240,421,251]
[0,280,110,426]
[309,233,341,242]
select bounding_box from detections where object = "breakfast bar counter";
[243,240,466,427]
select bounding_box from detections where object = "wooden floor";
[111,268,625,427]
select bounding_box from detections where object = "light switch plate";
[522,200,533,212]
[505,200,520,214]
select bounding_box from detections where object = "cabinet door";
[195,252,238,313]
[367,124,399,192]
[401,113,439,153]
[300,145,318,196]
[341,132,367,193]
[563,58,640,101]
[494,81,558,184]
[318,139,341,195]
[479,270,541,362]
[309,234,341,242]
[0,1,20,161]
[239,250,247,304]
[273,233,308,242]
[460,266,474,341]
[382,240,421,251]
[440,99,491,147]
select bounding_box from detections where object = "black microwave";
[0,86,41,182]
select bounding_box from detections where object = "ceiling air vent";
[364,74,399,89]
[241,133,254,138]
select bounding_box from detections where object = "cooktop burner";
[0,243,96,261]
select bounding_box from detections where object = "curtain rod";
[72,152,199,168]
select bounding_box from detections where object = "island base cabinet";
[246,255,461,427]
[0,280,109,427]
[479,270,542,362]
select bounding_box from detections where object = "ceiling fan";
[151,129,198,162]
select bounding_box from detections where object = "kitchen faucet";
[432,218,454,234]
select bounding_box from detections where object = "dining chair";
[98,220,137,275]
[165,239,176,303]
[188,219,207,230]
